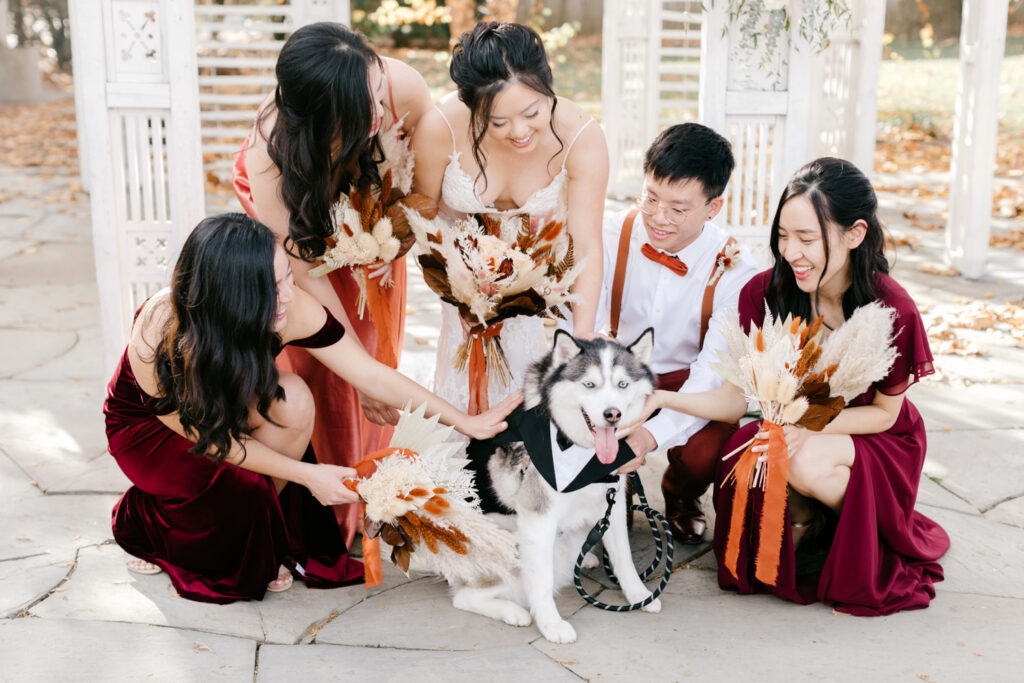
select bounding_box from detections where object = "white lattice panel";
[723,116,778,236]
[195,0,350,183]
[655,2,702,127]
[71,0,205,370]
[602,0,702,197]
[700,3,812,258]
[809,0,884,175]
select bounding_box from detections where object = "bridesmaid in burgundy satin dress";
[626,158,949,615]
[105,214,517,603]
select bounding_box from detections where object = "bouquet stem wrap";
[723,421,789,587]
[456,322,507,416]
[345,447,415,587]
[359,264,397,370]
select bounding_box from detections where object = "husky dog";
[458,328,659,644]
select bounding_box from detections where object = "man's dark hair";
[642,123,734,199]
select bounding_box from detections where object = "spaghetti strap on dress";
[431,113,594,414]
[105,309,364,604]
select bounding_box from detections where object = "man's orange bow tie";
[641,243,688,277]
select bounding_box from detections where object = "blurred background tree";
[5,0,70,70]
[351,0,591,49]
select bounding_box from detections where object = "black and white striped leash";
[573,471,674,611]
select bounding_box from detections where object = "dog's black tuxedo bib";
[466,405,637,515]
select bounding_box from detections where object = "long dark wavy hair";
[153,214,285,462]
[766,157,891,321]
[260,22,384,260]
[449,22,563,191]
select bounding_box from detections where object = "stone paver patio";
[1,158,1023,681]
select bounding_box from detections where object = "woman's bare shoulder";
[553,97,592,132]
[384,57,428,92]
[385,58,432,120]
[127,290,172,392]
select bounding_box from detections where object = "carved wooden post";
[71,0,205,371]
[601,0,656,196]
[809,0,884,175]
[700,2,813,257]
[945,0,1008,279]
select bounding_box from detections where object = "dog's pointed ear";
[627,327,654,364]
[551,329,583,366]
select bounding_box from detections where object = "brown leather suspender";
[699,236,738,348]
[608,209,638,339]
[609,209,736,352]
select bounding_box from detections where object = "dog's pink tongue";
[594,426,618,464]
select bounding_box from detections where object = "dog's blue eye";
[583,381,595,389]
[618,381,629,389]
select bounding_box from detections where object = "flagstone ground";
[1,153,1022,681]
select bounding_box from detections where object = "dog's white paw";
[642,597,662,613]
[499,603,533,626]
[580,551,600,569]
[538,618,577,644]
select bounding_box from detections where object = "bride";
[412,22,609,413]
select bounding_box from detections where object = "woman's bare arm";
[563,113,610,338]
[282,287,521,439]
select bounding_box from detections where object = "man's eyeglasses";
[636,190,706,227]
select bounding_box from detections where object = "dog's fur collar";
[467,404,636,510]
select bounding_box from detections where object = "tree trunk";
[43,5,70,69]
[448,0,476,46]
[483,0,518,23]
[10,0,28,45]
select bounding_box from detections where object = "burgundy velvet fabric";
[105,314,364,604]
[712,270,950,616]
[657,369,739,499]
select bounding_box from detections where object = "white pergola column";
[71,0,205,371]
[945,0,1008,279]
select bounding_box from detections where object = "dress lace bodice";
[430,108,593,415]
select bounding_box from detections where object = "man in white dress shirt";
[598,124,758,544]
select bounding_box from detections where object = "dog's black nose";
[603,408,621,425]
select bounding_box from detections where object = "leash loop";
[573,471,674,612]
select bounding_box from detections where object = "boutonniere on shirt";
[708,239,742,287]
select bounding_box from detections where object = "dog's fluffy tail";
[426,507,519,586]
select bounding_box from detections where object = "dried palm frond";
[350,404,519,584]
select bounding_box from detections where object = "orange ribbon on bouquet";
[362,263,397,370]
[466,322,504,416]
[344,447,417,587]
[723,421,790,587]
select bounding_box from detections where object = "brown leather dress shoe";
[663,493,707,544]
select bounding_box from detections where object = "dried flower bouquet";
[310,167,437,368]
[404,207,581,413]
[712,301,898,585]
[344,403,519,586]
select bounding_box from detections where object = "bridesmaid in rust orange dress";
[232,23,432,546]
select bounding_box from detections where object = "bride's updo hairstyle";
[449,22,563,189]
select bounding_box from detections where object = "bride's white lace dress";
[431,111,593,412]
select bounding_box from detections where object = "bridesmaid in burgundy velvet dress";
[104,214,517,603]
[626,158,949,615]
